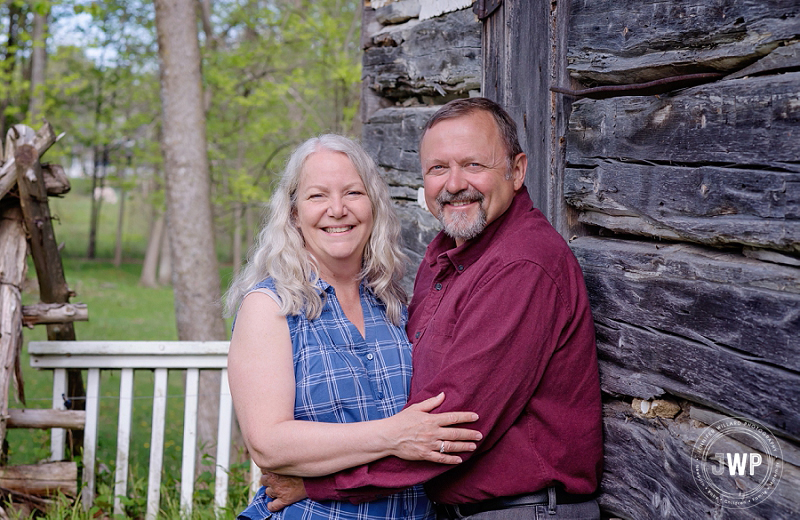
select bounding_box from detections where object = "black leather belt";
[435,489,594,518]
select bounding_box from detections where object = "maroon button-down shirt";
[305,190,603,504]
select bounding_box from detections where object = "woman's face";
[295,150,374,275]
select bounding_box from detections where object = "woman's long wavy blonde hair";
[224,134,408,324]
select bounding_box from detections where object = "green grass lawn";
[4,183,246,518]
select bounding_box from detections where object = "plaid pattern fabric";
[238,277,434,520]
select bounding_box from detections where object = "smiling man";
[263,98,603,519]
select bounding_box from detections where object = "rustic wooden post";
[15,138,85,456]
[0,202,27,450]
[482,0,584,239]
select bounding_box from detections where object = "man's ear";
[511,153,527,191]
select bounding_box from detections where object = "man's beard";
[435,188,487,242]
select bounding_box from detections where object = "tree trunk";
[29,7,48,124]
[113,185,125,267]
[154,0,227,476]
[139,211,164,288]
[87,145,104,259]
[232,202,243,277]
[157,222,172,286]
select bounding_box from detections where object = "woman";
[226,135,481,519]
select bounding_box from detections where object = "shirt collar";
[425,190,534,273]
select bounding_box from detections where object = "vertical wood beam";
[214,369,233,516]
[482,0,582,238]
[15,138,86,453]
[81,368,100,511]
[114,368,135,516]
[0,202,27,449]
[146,368,168,520]
[180,368,200,517]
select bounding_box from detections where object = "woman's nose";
[327,197,347,218]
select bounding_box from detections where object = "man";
[264,98,603,518]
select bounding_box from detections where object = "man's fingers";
[267,498,290,512]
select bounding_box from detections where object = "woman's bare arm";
[228,292,481,477]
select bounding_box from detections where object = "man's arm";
[303,261,570,503]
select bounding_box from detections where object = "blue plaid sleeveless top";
[237,277,434,520]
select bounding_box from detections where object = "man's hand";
[261,471,307,512]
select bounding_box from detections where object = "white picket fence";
[28,340,258,519]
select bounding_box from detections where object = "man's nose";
[445,166,468,193]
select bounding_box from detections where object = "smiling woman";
[223,135,481,520]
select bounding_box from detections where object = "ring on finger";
[439,442,446,454]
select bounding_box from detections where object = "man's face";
[420,111,526,246]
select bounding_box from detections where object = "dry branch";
[6,409,85,430]
[22,303,88,327]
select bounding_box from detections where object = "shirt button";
[457,265,465,271]
[366,353,374,360]
[434,283,442,290]
[415,331,421,339]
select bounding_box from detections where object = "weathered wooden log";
[571,237,800,438]
[363,106,439,188]
[565,161,799,253]
[6,409,85,430]
[16,140,85,453]
[0,462,77,497]
[0,202,28,447]
[42,164,70,196]
[600,399,800,520]
[363,8,480,99]
[567,0,800,84]
[6,409,84,430]
[0,123,57,200]
[726,41,800,81]
[22,303,88,327]
[567,72,800,168]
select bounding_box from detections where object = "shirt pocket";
[424,315,457,353]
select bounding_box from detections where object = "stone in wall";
[363,8,481,100]
[395,201,440,295]
[363,106,440,195]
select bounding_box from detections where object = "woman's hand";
[385,392,482,464]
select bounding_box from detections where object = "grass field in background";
[5,181,245,518]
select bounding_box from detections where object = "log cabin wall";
[362,1,799,518]
[359,0,481,292]
[484,0,800,518]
